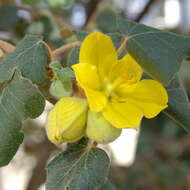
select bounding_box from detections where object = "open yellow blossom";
[72,32,168,129]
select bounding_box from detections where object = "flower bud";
[46,97,88,144]
[86,112,121,144]
[49,80,72,99]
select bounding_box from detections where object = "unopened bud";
[49,80,72,99]
[86,112,121,144]
[46,97,88,144]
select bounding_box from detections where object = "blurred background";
[1,0,190,189]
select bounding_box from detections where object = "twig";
[87,140,98,151]
[135,0,156,22]
[53,41,81,56]
[40,41,55,62]
[0,40,15,53]
[26,137,56,190]
[117,36,128,56]
[83,0,102,29]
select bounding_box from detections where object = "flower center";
[106,83,113,93]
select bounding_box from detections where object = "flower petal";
[79,32,118,80]
[118,79,168,118]
[83,87,107,112]
[72,62,101,90]
[102,101,143,128]
[110,54,142,84]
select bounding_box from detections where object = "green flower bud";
[46,97,88,144]
[49,80,72,99]
[86,111,121,144]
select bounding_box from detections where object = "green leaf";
[67,46,80,67]
[164,76,190,132]
[49,62,73,98]
[22,0,38,4]
[96,9,117,33]
[66,30,88,67]
[46,141,110,190]
[117,18,190,85]
[0,5,18,30]
[98,179,116,190]
[46,0,75,7]
[0,70,45,167]
[49,62,74,83]
[73,30,89,41]
[0,35,49,85]
[108,33,123,49]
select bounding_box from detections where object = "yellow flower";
[72,32,168,129]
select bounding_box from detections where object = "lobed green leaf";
[117,18,190,85]
[164,76,190,132]
[67,46,80,67]
[0,70,45,167]
[0,35,49,85]
[46,141,110,190]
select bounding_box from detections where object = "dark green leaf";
[74,30,89,41]
[46,142,110,190]
[117,18,190,85]
[0,70,45,167]
[108,33,123,49]
[0,5,18,30]
[67,46,80,67]
[98,179,116,190]
[0,35,49,85]
[164,76,190,132]
[96,9,117,33]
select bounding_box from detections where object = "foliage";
[1,1,190,190]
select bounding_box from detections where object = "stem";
[40,41,56,62]
[87,140,98,151]
[53,41,81,56]
[117,36,128,56]
[135,0,156,22]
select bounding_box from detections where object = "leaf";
[0,35,49,85]
[46,141,110,190]
[96,9,117,33]
[0,70,45,167]
[49,62,74,94]
[0,5,18,30]
[98,179,116,190]
[164,76,190,132]
[73,30,89,41]
[108,33,123,49]
[22,0,38,4]
[49,62,74,83]
[46,0,75,7]
[67,46,80,67]
[117,18,190,85]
